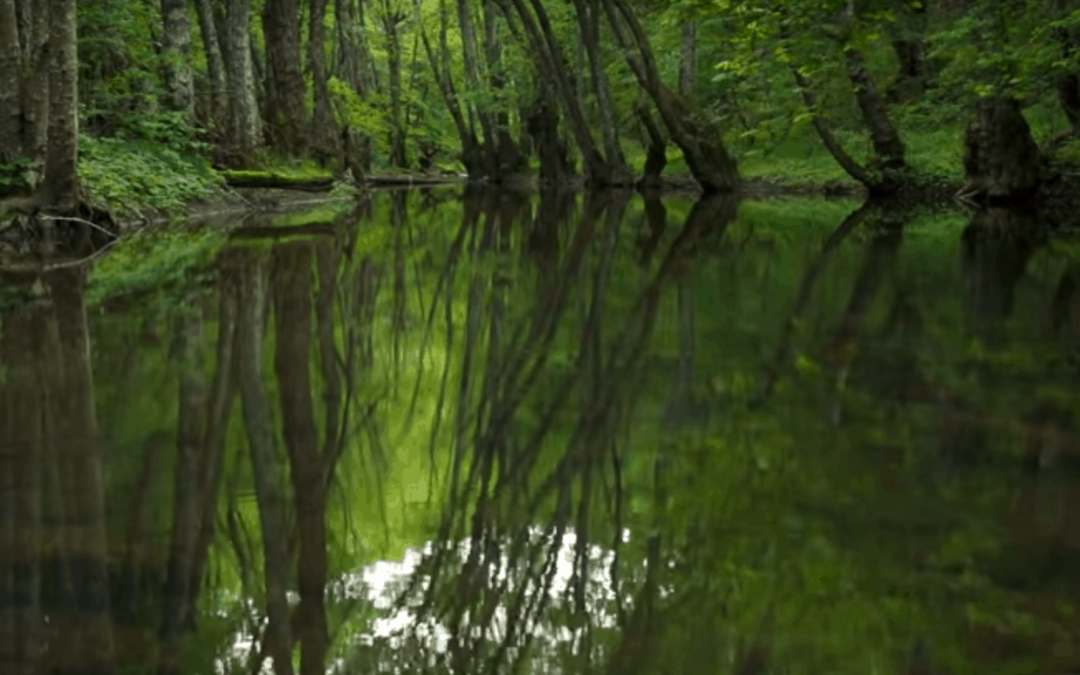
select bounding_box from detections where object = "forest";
[2,0,1080,219]
[2,2,1080,675]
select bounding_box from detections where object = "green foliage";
[86,227,227,305]
[0,157,34,196]
[79,135,222,215]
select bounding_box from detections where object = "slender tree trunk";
[483,0,524,175]
[224,0,262,161]
[235,252,295,675]
[334,0,366,93]
[194,0,228,130]
[272,243,331,675]
[309,0,339,161]
[0,0,23,162]
[573,0,633,184]
[43,0,78,211]
[456,0,497,174]
[263,0,307,155]
[158,311,207,675]
[159,0,195,117]
[679,20,696,98]
[382,6,408,168]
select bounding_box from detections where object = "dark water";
[1,188,1079,675]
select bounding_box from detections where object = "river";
[0,187,1077,674]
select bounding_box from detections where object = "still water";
[1,188,1078,675]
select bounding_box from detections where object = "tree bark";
[963,96,1041,201]
[235,252,295,675]
[194,0,228,131]
[159,0,195,117]
[0,0,23,163]
[43,0,78,211]
[272,243,331,675]
[262,0,307,155]
[309,0,339,162]
[224,0,262,161]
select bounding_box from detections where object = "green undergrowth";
[87,228,227,305]
[80,135,223,217]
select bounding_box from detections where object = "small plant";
[79,135,223,215]
[0,156,34,196]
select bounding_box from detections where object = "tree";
[263,0,308,155]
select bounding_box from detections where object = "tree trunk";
[263,0,307,155]
[483,0,525,175]
[602,0,738,193]
[224,0,262,161]
[843,45,906,171]
[456,0,498,175]
[158,310,207,675]
[496,0,612,185]
[0,0,23,163]
[271,243,331,675]
[381,6,408,168]
[159,0,195,117]
[235,252,295,675]
[573,0,633,185]
[43,0,78,211]
[194,0,228,131]
[636,103,666,189]
[963,96,1041,201]
[527,92,573,186]
[309,0,339,162]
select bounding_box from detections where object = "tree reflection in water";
[0,190,1079,675]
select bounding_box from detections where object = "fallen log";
[222,172,336,192]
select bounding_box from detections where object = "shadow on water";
[1,189,1080,674]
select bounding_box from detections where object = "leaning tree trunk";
[843,45,906,172]
[159,0,195,118]
[496,0,613,185]
[573,0,633,185]
[602,0,738,193]
[263,0,307,156]
[963,96,1041,201]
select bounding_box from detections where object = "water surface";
[1,188,1078,674]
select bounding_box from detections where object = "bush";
[79,135,222,215]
